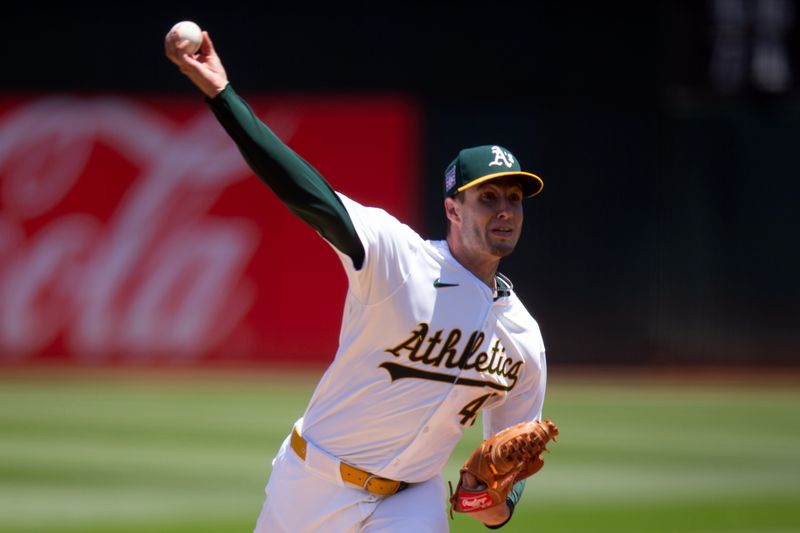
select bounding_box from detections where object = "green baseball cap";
[443,145,543,198]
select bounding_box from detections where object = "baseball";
[170,21,203,54]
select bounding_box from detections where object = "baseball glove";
[449,419,559,515]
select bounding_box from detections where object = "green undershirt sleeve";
[206,84,365,269]
[485,479,526,529]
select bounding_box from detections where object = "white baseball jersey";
[298,193,547,484]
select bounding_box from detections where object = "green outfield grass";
[1,368,798,533]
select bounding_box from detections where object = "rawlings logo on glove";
[457,491,494,511]
[450,419,559,516]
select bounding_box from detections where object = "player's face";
[455,178,524,259]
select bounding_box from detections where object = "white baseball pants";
[252,433,449,533]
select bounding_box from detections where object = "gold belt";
[290,426,406,496]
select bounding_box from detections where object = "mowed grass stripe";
[0,380,312,423]
[0,485,262,529]
[0,438,269,487]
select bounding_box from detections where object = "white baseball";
[170,21,203,54]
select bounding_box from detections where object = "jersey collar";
[494,272,514,300]
[431,240,515,301]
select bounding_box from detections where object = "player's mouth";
[490,226,515,238]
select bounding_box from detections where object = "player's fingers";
[164,31,179,61]
[200,31,216,57]
[165,31,194,65]
[180,53,204,71]
[175,38,195,56]
[461,471,483,489]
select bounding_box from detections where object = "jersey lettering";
[458,393,497,426]
[383,322,522,389]
[380,362,515,392]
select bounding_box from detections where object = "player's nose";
[495,198,515,219]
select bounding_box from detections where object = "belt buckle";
[364,475,406,496]
[363,474,381,494]
[364,474,397,496]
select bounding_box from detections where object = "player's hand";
[164,30,229,98]
[459,472,511,527]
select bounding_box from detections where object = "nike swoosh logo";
[433,278,459,288]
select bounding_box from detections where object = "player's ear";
[444,196,461,225]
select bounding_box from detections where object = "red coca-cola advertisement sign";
[0,92,420,366]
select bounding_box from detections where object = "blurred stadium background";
[1,2,799,532]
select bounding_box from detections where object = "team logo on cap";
[488,146,514,168]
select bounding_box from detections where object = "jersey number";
[458,393,497,426]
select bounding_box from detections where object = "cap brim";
[456,171,544,198]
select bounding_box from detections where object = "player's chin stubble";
[486,233,518,258]
[489,242,516,258]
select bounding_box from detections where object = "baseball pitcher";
[165,25,558,532]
